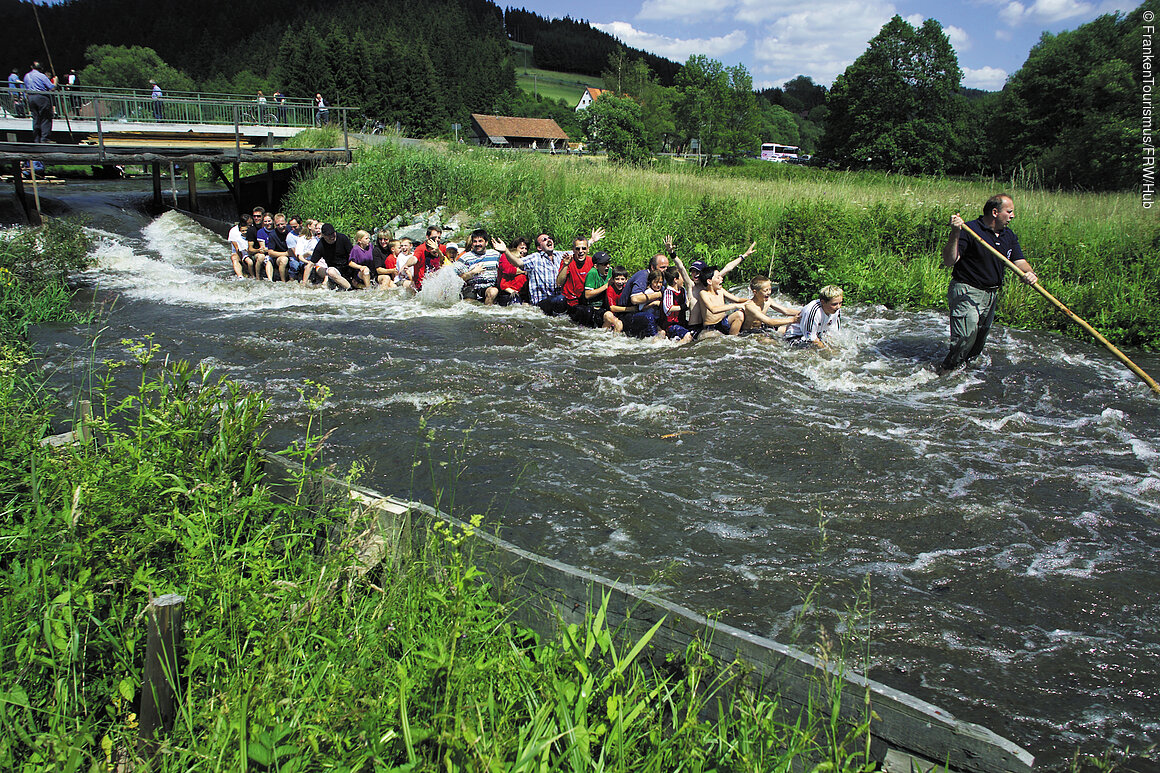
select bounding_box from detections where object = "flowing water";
[32,205,1160,769]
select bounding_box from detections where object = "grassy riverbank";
[1,221,879,770]
[284,142,1159,350]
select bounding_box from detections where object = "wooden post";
[76,400,92,443]
[231,161,241,213]
[187,162,198,213]
[265,162,274,207]
[28,159,43,224]
[95,97,105,162]
[151,162,161,210]
[11,162,39,226]
[137,594,185,758]
[169,163,178,208]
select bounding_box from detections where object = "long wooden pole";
[31,1,74,141]
[962,225,1160,395]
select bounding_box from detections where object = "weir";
[1,88,354,224]
[259,450,1035,773]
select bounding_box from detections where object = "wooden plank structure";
[0,141,350,223]
[260,451,1035,773]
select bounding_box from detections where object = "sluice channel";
[25,185,1160,769]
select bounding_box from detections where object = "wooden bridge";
[1,87,356,224]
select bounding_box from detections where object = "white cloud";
[945,24,970,52]
[751,0,898,86]
[903,13,925,27]
[734,0,812,24]
[962,65,1009,89]
[637,0,734,21]
[591,21,748,60]
[998,0,1094,25]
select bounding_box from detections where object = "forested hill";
[504,7,680,86]
[0,0,568,133]
[3,0,508,83]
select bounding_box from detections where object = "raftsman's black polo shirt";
[952,219,1024,291]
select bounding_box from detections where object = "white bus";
[760,143,800,162]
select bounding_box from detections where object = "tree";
[819,16,962,174]
[601,49,675,151]
[989,0,1154,189]
[754,99,800,147]
[580,94,650,165]
[80,45,196,92]
[674,56,759,162]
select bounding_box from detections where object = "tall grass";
[285,142,1160,349]
[0,346,882,771]
[0,218,95,340]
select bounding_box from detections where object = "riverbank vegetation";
[1,221,881,770]
[284,142,1160,350]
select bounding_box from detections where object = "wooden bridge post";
[231,160,241,212]
[151,162,161,210]
[187,162,199,213]
[137,594,185,759]
[94,97,105,161]
[10,162,40,226]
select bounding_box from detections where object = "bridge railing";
[4,88,352,131]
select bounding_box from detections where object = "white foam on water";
[414,267,464,307]
[616,401,677,422]
[591,528,637,558]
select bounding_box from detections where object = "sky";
[510,0,1143,90]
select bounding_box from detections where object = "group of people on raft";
[227,206,844,346]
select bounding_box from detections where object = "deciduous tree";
[820,16,962,174]
[580,93,650,165]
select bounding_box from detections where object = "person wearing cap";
[577,249,621,330]
[150,79,163,121]
[23,62,56,142]
[313,223,356,290]
[453,229,501,303]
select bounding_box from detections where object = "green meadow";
[285,141,1160,350]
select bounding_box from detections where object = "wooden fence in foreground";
[261,451,1034,773]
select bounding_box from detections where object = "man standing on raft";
[939,194,1038,374]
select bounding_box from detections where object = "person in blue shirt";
[6,69,24,118]
[23,62,56,142]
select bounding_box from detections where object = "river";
[28,190,1160,769]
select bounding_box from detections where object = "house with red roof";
[574,87,608,111]
[469,114,569,149]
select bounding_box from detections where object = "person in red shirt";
[493,236,529,305]
[408,226,446,292]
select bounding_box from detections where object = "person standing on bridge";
[938,194,1039,374]
[6,69,23,118]
[23,62,56,143]
[64,69,79,115]
[150,79,163,121]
